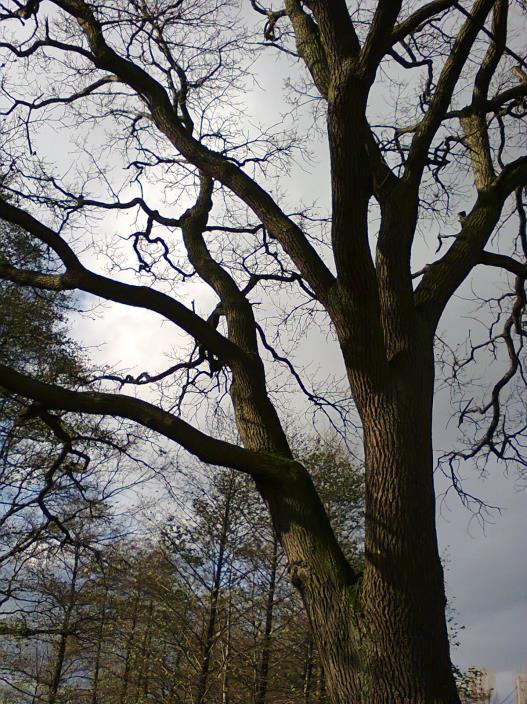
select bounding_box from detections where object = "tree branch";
[303,0,360,65]
[0,198,243,363]
[0,259,69,290]
[285,0,330,98]
[405,0,495,185]
[473,0,508,105]
[179,175,290,453]
[0,75,121,117]
[391,0,458,45]
[47,0,336,303]
[0,364,288,480]
[0,197,81,269]
[360,0,403,84]
[478,250,527,277]
[459,0,508,190]
[415,157,527,324]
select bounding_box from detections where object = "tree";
[0,1,525,701]
[0,217,91,564]
[0,217,133,568]
[0,441,363,704]
[0,516,114,704]
[160,440,363,704]
[0,216,148,704]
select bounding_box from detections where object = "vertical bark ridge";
[356,347,459,704]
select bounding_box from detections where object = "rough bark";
[356,346,457,703]
[267,338,459,703]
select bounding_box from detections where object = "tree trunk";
[91,586,108,704]
[138,599,154,698]
[220,586,232,704]
[120,591,139,704]
[48,546,80,704]
[315,662,326,704]
[355,348,459,703]
[303,636,314,704]
[255,344,460,704]
[335,350,459,702]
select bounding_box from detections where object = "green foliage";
[301,436,365,562]
[0,217,128,567]
[0,220,81,381]
[455,667,495,703]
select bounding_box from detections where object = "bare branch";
[0,364,291,480]
[46,0,336,302]
[0,75,121,117]
[391,0,458,45]
[0,198,244,363]
[405,0,495,185]
[478,250,527,277]
[416,159,527,324]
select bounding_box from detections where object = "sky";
[1,1,526,699]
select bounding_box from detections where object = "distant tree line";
[0,446,364,704]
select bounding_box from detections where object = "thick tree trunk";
[255,344,460,704]
[355,353,459,703]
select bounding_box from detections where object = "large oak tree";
[0,1,526,702]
